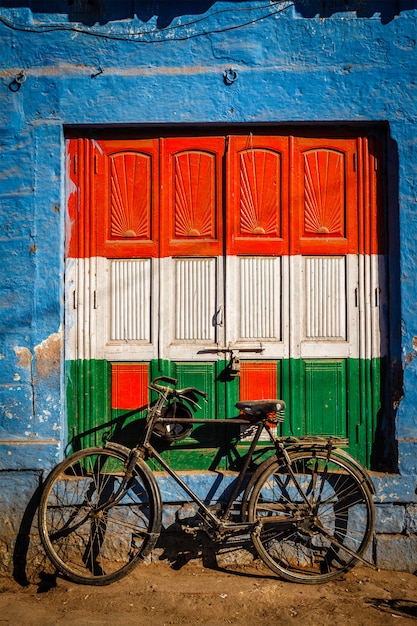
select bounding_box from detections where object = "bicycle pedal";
[180,524,200,537]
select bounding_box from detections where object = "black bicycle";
[38,376,375,585]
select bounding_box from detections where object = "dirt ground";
[1,558,417,626]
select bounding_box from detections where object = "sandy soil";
[1,558,417,626]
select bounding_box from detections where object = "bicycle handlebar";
[149,377,208,400]
[177,386,208,399]
[151,376,178,387]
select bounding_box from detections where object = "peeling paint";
[13,347,32,369]
[34,331,62,378]
[404,338,417,365]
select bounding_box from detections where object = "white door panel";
[225,256,289,359]
[160,256,225,361]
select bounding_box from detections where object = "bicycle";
[38,376,375,586]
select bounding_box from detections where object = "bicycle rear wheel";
[38,447,162,585]
[248,450,374,583]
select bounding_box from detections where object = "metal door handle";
[212,305,224,327]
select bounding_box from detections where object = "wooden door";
[66,132,385,467]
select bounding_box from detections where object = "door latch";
[228,352,240,377]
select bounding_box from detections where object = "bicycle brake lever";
[178,388,209,409]
[178,394,202,409]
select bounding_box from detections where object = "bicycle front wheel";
[38,447,162,585]
[248,450,374,583]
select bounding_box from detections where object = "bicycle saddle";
[236,399,285,417]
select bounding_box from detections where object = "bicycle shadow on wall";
[12,405,254,588]
[12,406,148,588]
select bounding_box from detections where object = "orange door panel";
[93,139,160,259]
[227,135,289,256]
[67,138,94,259]
[240,361,278,399]
[160,137,225,257]
[357,135,384,256]
[291,137,359,255]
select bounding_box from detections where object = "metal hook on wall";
[91,65,103,79]
[9,70,26,92]
[223,68,238,86]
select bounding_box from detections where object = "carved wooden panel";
[174,151,216,239]
[239,257,281,340]
[292,137,358,255]
[239,361,279,441]
[174,258,216,342]
[239,361,277,400]
[304,359,347,437]
[303,149,344,237]
[109,152,152,240]
[93,139,159,258]
[239,149,281,236]
[161,137,224,257]
[110,259,152,342]
[227,136,289,255]
[111,363,148,410]
[304,257,346,340]
[172,361,216,444]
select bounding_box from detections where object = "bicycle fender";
[283,443,376,496]
[327,447,376,495]
[104,441,132,457]
[241,445,376,519]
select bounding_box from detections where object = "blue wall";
[1,0,417,575]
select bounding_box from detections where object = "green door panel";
[66,359,111,452]
[66,357,382,468]
[304,359,347,437]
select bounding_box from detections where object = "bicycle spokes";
[248,451,374,583]
[38,448,162,585]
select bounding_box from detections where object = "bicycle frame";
[125,411,376,569]
[140,416,268,532]
[131,379,373,538]
[136,402,332,539]
[39,376,376,585]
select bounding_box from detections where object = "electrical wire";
[0,1,295,43]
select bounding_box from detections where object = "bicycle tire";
[247,450,374,583]
[241,445,375,520]
[38,447,162,585]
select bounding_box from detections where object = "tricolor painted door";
[66,132,386,467]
